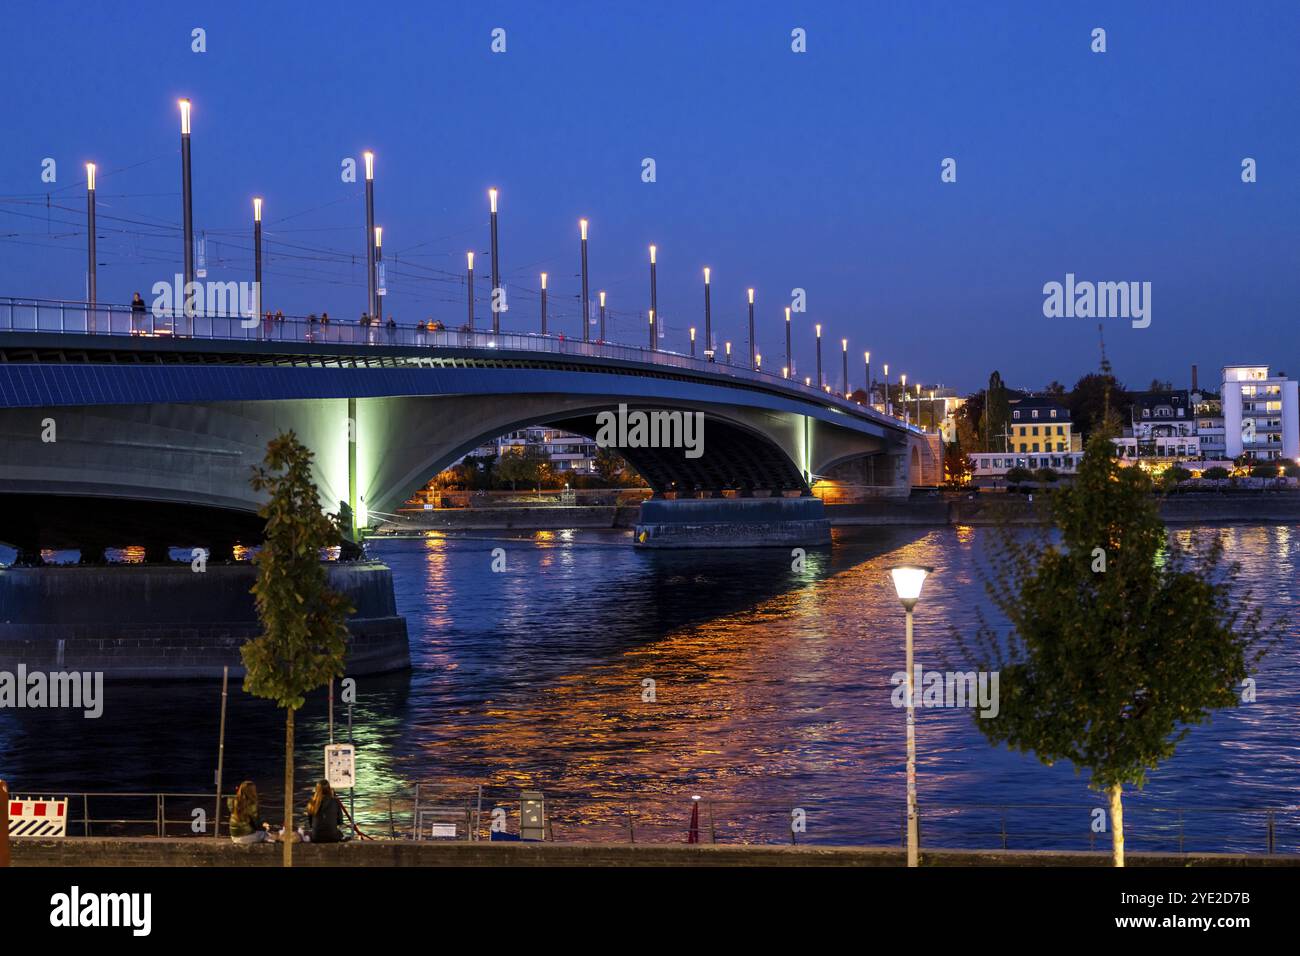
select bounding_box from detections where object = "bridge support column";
[144,541,171,564]
[78,540,109,565]
[207,539,236,563]
[348,397,359,543]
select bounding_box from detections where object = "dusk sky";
[2,0,1297,393]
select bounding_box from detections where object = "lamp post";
[690,326,696,357]
[865,352,872,406]
[374,226,384,325]
[85,163,96,317]
[599,290,606,342]
[901,374,908,424]
[253,197,263,333]
[579,218,590,342]
[649,245,658,343]
[890,565,932,869]
[540,272,548,335]
[648,309,656,351]
[884,364,891,415]
[815,323,823,389]
[466,251,475,330]
[784,306,792,378]
[747,288,756,370]
[841,338,848,397]
[725,341,732,364]
[489,188,501,333]
[702,266,712,361]
[179,99,195,328]
[364,151,376,321]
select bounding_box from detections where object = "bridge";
[0,297,937,558]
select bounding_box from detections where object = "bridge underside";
[0,344,922,555]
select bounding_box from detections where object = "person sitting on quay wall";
[303,780,344,844]
[227,780,272,845]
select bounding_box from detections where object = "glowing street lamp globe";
[890,565,932,610]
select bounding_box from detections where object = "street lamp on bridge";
[466,251,475,330]
[814,323,823,389]
[747,287,756,370]
[489,188,501,333]
[253,197,262,330]
[598,290,606,342]
[784,306,792,378]
[179,99,194,327]
[540,272,548,335]
[702,266,712,362]
[85,163,96,317]
[364,151,376,322]
[649,245,658,344]
[842,338,848,397]
[579,218,589,342]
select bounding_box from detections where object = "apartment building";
[1221,365,1300,462]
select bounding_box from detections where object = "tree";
[985,372,1010,452]
[1004,466,1033,486]
[243,432,353,867]
[1147,378,1173,392]
[594,446,627,485]
[1069,372,1128,440]
[1044,381,1067,398]
[961,425,1267,865]
[1202,466,1230,480]
[956,390,986,452]
[1034,467,1059,484]
[944,444,973,486]
[494,448,542,490]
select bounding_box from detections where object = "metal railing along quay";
[18,787,1295,856]
[0,296,930,436]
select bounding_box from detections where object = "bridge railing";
[0,296,929,435]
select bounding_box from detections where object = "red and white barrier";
[8,797,68,838]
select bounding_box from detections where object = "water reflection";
[1,524,1297,850]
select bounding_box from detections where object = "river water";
[2,524,1297,851]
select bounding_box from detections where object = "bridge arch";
[370,401,811,514]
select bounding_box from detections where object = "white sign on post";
[325,743,356,790]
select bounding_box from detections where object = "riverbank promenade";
[10,837,1300,868]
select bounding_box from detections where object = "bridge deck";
[0,296,925,438]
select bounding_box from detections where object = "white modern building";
[1221,365,1300,462]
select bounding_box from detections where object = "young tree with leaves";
[243,432,353,867]
[961,423,1267,865]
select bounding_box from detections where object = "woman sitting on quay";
[227,780,272,844]
[302,780,345,844]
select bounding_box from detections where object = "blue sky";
[1,0,1297,392]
